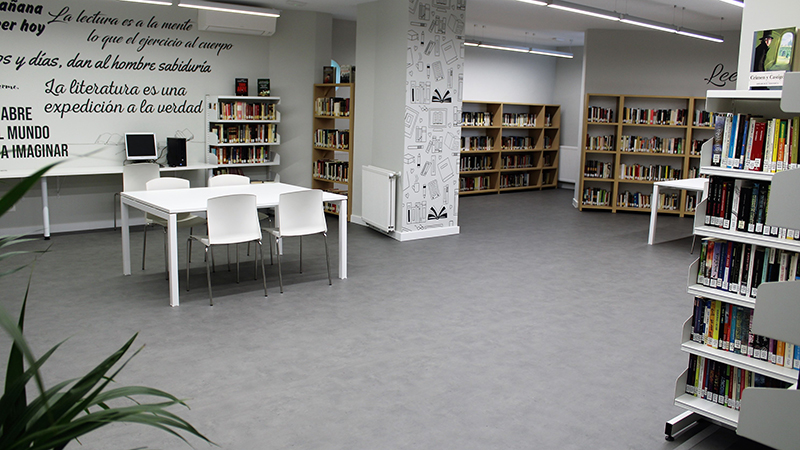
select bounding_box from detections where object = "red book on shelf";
[748,120,766,171]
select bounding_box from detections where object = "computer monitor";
[124,132,158,161]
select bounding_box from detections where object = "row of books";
[502,113,537,127]
[501,136,534,150]
[619,135,685,154]
[210,123,277,144]
[218,101,276,121]
[581,187,611,206]
[690,297,800,371]
[587,106,614,123]
[711,113,800,172]
[461,136,493,151]
[704,176,799,240]
[460,155,492,172]
[499,173,531,189]
[690,139,705,156]
[312,159,349,183]
[502,154,535,169]
[693,110,719,128]
[683,355,791,411]
[617,190,651,209]
[618,163,681,182]
[313,128,350,150]
[585,134,615,151]
[621,107,688,126]
[210,146,272,165]
[314,97,351,117]
[461,111,493,127]
[657,192,681,211]
[460,175,492,192]
[584,160,612,179]
[697,239,800,298]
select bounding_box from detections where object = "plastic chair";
[186,194,267,305]
[208,174,250,186]
[114,163,160,229]
[143,178,206,276]
[265,189,331,293]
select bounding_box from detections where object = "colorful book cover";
[235,77,248,96]
[257,78,270,96]
[750,27,798,90]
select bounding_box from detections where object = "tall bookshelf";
[665,90,800,440]
[312,83,354,220]
[205,95,281,181]
[460,101,560,195]
[579,94,714,215]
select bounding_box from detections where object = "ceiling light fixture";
[466,40,573,59]
[178,0,281,17]
[514,0,548,5]
[717,0,744,7]
[677,28,724,43]
[620,15,677,34]
[119,0,172,5]
[546,0,621,22]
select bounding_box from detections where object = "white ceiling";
[193,0,744,48]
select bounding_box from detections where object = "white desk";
[648,178,709,245]
[0,163,215,239]
[120,183,348,306]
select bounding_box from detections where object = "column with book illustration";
[312,81,354,220]
[665,90,800,440]
[579,94,711,215]
[205,94,281,181]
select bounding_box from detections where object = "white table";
[648,178,709,245]
[120,183,348,306]
[0,163,215,239]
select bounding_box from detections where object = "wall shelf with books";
[313,83,354,220]
[460,101,560,196]
[205,95,281,181]
[665,89,800,439]
[579,94,713,216]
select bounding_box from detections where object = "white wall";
[462,47,557,103]
[737,0,800,91]
[333,19,357,67]
[0,0,331,235]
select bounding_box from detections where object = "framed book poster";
[750,27,798,90]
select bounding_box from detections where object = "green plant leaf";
[0,163,60,217]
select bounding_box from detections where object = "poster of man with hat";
[750,27,797,89]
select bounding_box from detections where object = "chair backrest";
[207,194,261,245]
[209,174,250,187]
[123,163,160,192]
[277,190,327,237]
[146,177,191,190]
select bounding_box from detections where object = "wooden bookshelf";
[313,83,354,220]
[205,95,281,181]
[460,101,560,195]
[664,90,800,441]
[579,94,713,215]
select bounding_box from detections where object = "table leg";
[648,184,660,245]
[338,199,347,279]
[41,178,50,240]
[121,200,131,275]
[167,213,180,307]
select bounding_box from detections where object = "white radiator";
[361,165,398,233]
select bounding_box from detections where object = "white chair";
[266,189,331,293]
[208,174,250,186]
[114,163,160,229]
[143,178,206,275]
[186,193,267,305]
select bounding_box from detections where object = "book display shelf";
[205,95,281,181]
[313,83,354,220]
[580,94,714,215]
[459,101,560,195]
[664,89,800,441]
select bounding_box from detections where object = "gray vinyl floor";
[0,188,774,450]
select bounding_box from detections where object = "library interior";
[1,0,799,449]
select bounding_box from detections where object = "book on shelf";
[710,113,799,172]
[322,66,335,84]
[257,78,270,96]
[235,78,248,96]
[750,28,799,90]
[340,65,355,83]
